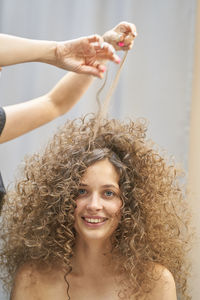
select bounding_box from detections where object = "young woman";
[0,114,190,299]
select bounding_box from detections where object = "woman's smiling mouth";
[81,216,108,226]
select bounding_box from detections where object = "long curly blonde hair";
[0,114,191,299]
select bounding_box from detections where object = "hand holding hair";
[0,33,120,78]
[103,21,137,51]
[52,35,121,78]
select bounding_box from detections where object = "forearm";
[0,34,56,66]
[0,72,94,143]
[47,72,94,116]
[0,22,136,143]
[0,96,53,143]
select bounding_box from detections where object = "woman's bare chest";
[66,273,121,300]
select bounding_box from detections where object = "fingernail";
[101,65,107,72]
[118,42,125,47]
[99,72,104,79]
[115,56,121,64]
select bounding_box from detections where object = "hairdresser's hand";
[103,22,137,51]
[53,35,120,78]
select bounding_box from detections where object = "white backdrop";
[0,0,196,299]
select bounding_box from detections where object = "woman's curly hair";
[0,114,191,299]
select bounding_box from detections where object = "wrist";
[36,40,57,65]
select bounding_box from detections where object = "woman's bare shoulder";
[130,264,177,300]
[11,262,66,300]
[148,264,177,300]
[10,262,39,300]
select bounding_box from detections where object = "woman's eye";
[104,190,114,197]
[78,189,87,195]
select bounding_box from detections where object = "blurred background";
[0,0,199,299]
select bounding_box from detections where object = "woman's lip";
[81,217,107,227]
[82,216,108,219]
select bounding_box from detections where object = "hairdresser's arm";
[0,34,58,66]
[0,72,94,143]
[0,39,119,143]
[0,34,120,78]
[0,22,137,143]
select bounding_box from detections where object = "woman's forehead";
[81,159,120,186]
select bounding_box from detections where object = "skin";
[11,160,177,300]
[0,22,137,143]
[0,34,120,77]
[0,21,138,74]
[3,21,177,300]
[74,159,122,243]
[0,73,94,143]
[103,22,137,52]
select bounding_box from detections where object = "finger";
[116,22,137,37]
[103,30,121,46]
[87,34,103,44]
[85,40,121,64]
[115,22,131,34]
[95,42,114,55]
[98,64,107,73]
[102,42,115,52]
[98,42,117,56]
[127,24,137,38]
[127,41,134,50]
[111,53,121,64]
[115,42,133,51]
[89,61,107,74]
[117,35,135,50]
[124,34,134,44]
[113,33,124,45]
[93,41,107,51]
[120,45,131,51]
[109,32,123,43]
[129,23,137,37]
[79,65,104,78]
[114,45,126,51]
[88,40,113,54]
[96,52,121,64]
[98,42,121,64]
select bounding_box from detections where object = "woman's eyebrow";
[79,184,119,189]
[79,183,88,187]
[102,184,119,189]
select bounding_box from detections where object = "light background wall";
[0,0,198,299]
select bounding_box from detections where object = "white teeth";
[84,218,105,224]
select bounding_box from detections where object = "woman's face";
[74,159,122,242]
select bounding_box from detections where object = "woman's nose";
[86,192,103,211]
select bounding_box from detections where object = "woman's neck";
[71,238,113,277]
